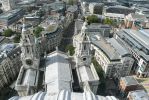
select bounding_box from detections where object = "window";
[84,45,86,50]
[26,47,29,53]
[83,58,86,61]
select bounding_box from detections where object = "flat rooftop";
[121,76,139,86]
[0,9,22,19]
[123,29,149,48]
[67,5,78,13]
[135,76,149,95]
[86,23,111,30]
[104,13,125,18]
[21,69,37,86]
[90,34,128,61]
[126,13,148,22]
[117,29,149,61]
[128,90,149,100]
[17,0,36,5]
[46,1,65,11]
[107,38,130,57]
[41,17,58,33]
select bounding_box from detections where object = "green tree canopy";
[3,29,14,37]
[103,18,113,25]
[33,26,44,38]
[92,57,106,94]
[87,15,99,24]
[65,44,75,56]
[92,57,104,78]
[13,32,21,43]
[68,0,74,5]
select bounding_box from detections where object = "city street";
[59,21,75,52]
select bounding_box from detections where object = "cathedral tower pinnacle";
[20,18,40,69]
[75,21,91,67]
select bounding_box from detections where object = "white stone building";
[40,17,63,53]
[0,45,21,89]
[104,13,125,21]
[9,22,118,100]
[15,22,40,96]
[73,22,99,94]
[89,3,104,14]
[1,0,15,11]
[91,35,134,79]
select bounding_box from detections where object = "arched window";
[84,45,86,50]
[26,47,29,53]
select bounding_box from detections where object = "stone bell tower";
[20,20,40,69]
[75,22,92,67]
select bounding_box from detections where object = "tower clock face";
[26,59,33,66]
[83,57,86,61]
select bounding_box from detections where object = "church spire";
[75,20,91,67]
[20,18,40,69]
[22,18,26,32]
[81,21,88,36]
[21,18,27,39]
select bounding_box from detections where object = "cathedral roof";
[45,51,73,94]
[9,90,118,100]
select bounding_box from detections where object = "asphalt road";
[59,21,75,52]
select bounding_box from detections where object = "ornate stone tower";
[20,22,40,69]
[75,22,92,67]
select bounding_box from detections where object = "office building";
[89,3,104,14]
[0,45,21,90]
[41,17,63,52]
[127,90,149,100]
[115,29,149,77]
[1,0,15,11]
[119,76,141,95]
[0,8,24,29]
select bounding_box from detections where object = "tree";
[82,16,86,21]
[103,18,113,25]
[65,44,75,56]
[112,19,118,27]
[13,32,21,43]
[68,0,73,5]
[33,26,44,38]
[36,9,45,18]
[87,15,99,24]
[92,57,104,78]
[92,57,106,94]
[3,29,14,37]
